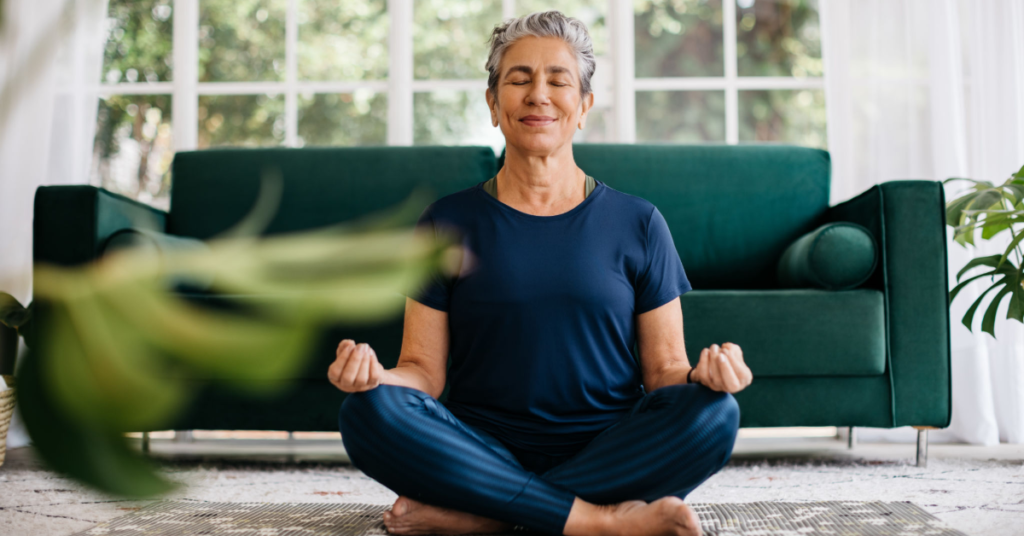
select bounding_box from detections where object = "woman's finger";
[722,343,753,386]
[336,339,355,359]
[707,345,722,390]
[717,351,743,392]
[367,352,382,388]
[355,346,372,388]
[341,344,367,385]
[327,360,341,386]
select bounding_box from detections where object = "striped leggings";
[338,383,739,535]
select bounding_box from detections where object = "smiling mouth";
[520,116,556,127]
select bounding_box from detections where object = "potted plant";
[1,293,31,467]
[0,293,32,375]
[946,164,1024,338]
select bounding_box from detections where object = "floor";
[0,432,1022,536]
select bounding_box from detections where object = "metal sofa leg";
[848,426,856,449]
[141,431,150,454]
[916,428,928,467]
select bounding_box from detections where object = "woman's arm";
[636,297,752,393]
[378,297,450,399]
[636,297,692,392]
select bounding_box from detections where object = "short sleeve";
[635,206,692,314]
[403,205,452,312]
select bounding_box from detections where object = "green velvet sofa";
[32,145,951,450]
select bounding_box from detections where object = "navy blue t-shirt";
[407,178,692,457]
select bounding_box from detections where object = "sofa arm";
[33,185,168,267]
[823,180,951,428]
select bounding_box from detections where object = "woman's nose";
[526,80,551,106]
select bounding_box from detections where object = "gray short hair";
[485,11,596,99]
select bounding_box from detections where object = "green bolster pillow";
[102,228,213,290]
[776,222,878,290]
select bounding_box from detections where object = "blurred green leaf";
[17,347,180,498]
[0,292,29,328]
[36,298,188,431]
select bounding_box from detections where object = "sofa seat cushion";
[679,289,886,377]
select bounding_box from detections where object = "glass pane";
[414,90,504,153]
[414,0,502,80]
[736,0,822,77]
[516,1,608,57]
[197,94,285,148]
[298,0,388,81]
[92,95,174,209]
[636,91,726,142]
[102,0,173,83]
[635,0,724,78]
[199,0,286,82]
[297,91,388,146]
[738,89,826,148]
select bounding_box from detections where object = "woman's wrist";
[686,367,696,385]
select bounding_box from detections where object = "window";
[93,0,823,209]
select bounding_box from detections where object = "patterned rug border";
[71,499,969,536]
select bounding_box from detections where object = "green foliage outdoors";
[102,0,172,83]
[11,175,459,497]
[94,0,825,209]
[946,164,1024,338]
[634,0,825,147]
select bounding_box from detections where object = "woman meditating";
[329,11,752,536]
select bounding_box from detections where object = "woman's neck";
[497,145,585,216]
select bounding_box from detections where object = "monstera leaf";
[16,174,460,497]
[946,164,1024,337]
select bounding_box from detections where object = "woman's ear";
[578,92,595,130]
[486,89,499,127]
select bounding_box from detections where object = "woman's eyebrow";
[503,65,573,78]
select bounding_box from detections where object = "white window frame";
[96,0,825,153]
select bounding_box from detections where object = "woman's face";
[486,35,594,155]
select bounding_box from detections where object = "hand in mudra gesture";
[328,339,385,393]
[689,342,753,394]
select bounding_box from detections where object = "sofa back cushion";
[168,146,498,239]
[573,144,831,289]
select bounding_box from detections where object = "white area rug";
[1,444,1022,536]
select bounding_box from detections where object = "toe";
[392,496,410,516]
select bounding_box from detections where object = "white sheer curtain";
[821,0,1024,444]
[0,0,110,448]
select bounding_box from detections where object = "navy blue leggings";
[339,383,739,535]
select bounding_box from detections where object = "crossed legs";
[339,383,739,535]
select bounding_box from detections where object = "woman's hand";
[328,339,384,393]
[689,342,752,394]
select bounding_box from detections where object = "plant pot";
[0,375,14,467]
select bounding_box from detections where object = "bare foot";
[381,495,515,535]
[599,497,702,536]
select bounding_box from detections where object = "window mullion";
[611,0,635,143]
[173,0,199,150]
[388,0,413,146]
[723,0,738,144]
[285,0,298,147]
